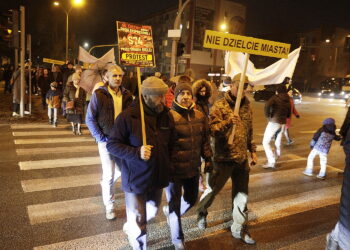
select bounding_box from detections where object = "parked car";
[253,85,302,104]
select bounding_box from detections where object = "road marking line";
[15,137,94,144]
[249,185,341,225]
[11,124,87,129]
[21,173,101,192]
[285,153,305,160]
[16,145,97,156]
[13,130,90,136]
[277,234,326,250]
[33,184,341,249]
[19,156,101,170]
[27,196,124,225]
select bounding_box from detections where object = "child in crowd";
[46,81,61,127]
[303,118,341,179]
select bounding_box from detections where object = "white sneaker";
[162,205,170,226]
[105,209,116,220]
[24,111,30,115]
[303,170,313,177]
[232,231,256,245]
[12,112,19,117]
[316,174,326,180]
[262,162,275,169]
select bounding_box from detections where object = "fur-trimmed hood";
[192,79,212,100]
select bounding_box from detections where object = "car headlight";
[345,95,349,99]
[318,93,321,96]
[341,91,345,95]
[330,93,334,97]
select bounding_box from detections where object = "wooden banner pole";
[136,67,147,146]
[228,53,250,145]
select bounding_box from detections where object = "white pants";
[305,148,327,176]
[98,142,121,211]
[48,108,57,122]
[262,122,285,164]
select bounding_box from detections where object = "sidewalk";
[0,81,57,125]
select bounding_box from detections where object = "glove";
[296,115,300,118]
[204,160,213,173]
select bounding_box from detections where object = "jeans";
[48,108,58,123]
[124,189,163,250]
[165,175,199,244]
[197,160,250,234]
[330,222,350,250]
[263,122,285,164]
[305,148,328,176]
[98,142,121,211]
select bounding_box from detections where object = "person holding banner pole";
[196,73,257,245]
[107,76,175,250]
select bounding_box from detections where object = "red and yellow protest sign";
[116,21,156,67]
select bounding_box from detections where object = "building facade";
[140,0,246,79]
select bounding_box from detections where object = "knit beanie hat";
[141,76,168,95]
[174,82,193,99]
[323,118,335,125]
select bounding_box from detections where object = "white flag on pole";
[225,47,301,85]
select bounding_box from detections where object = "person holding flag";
[107,76,175,250]
[196,74,257,245]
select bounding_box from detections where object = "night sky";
[1,0,350,57]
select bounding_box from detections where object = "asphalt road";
[0,94,348,250]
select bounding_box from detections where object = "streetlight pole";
[65,10,69,61]
[54,0,85,61]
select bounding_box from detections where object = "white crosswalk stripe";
[12,123,344,249]
[19,156,100,170]
[16,145,97,155]
[13,130,90,136]
[21,173,101,192]
[15,137,94,144]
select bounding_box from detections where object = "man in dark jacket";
[107,76,174,249]
[326,109,350,250]
[163,83,212,249]
[86,64,132,220]
[262,84,291,168]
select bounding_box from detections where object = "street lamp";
[83,42,89,49]
[53,0,85,61]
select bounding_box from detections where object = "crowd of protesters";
[1,62,349,250]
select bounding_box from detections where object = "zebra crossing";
[11,123,344,249]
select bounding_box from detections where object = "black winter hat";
[174,83,193,99]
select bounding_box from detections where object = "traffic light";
[0,9,19,48]
[177,42,185,57]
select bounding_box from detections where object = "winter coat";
[264,93,291,124]
[340,118,350,231]
[11,69,27,104]
[192,79,212,117]
[310,124,340,154]
[107,98,175,194]
[38,75,52,95]
[165,86,175,108]
[170,101,212,179]
[86,86,133,142]
[63,82,86,115]
[61,65,74,88]
[46,89,61,108]
[210,92,256,163]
